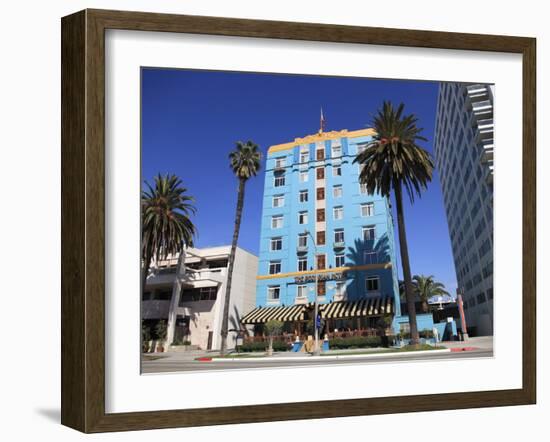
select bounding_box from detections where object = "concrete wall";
[143,246,258,351]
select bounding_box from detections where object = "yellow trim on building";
[256,262,392,280]
[267,128,376,154]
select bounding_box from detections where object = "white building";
[142,245,258,350]
[434,83,494,336]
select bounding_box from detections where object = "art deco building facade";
[242,128,402,330]
[434,83,494,336]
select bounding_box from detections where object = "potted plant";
[264,320,283,356]
[155,320,167,353]
[141,321,151,353]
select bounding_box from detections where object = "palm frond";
[229,140,262,180]
[141,173,197,264]
[354,101,434,202]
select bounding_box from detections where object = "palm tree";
[220,141,261,355]
[413,275,450,313]
[353,101,434,345]
[141,174,197,293]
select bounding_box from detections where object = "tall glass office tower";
[434,83,494,336]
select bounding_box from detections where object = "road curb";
[206,348,451,362]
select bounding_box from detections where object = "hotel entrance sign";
[294,271,347,284]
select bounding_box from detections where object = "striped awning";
[241,304,307,324]
[321,297,394,319]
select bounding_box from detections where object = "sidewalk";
[143,336,493,363]
[440,336,493,351]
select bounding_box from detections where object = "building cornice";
[267,128,376,154]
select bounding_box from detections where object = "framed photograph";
[61,9,536,433]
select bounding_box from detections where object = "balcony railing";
[297,245,308,253]
[333,241,345,249]
[184,267,225,284]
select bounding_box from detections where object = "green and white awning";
[241,304,306,324]
[241,297,394,324]
[321,297,394,319]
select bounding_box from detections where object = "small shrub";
[329,336,382,349]
[141,322,151,342]
[240,340,288,352]
[171,339,192,346]
[155,320,167,341]
[239,341,266,352]
[419,329,434,339]
[399,331,411,340]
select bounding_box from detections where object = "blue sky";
[141,68,457,295]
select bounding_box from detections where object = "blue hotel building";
[242,127,404,334]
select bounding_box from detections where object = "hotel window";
[316,254,326,270]
[275,157,286,169]
[199,286,217,301]
[298,211,308,225]
[299,190,308,202]
[271,215,283,229]
[297,257,308,272]
[269,260,281,275]
[270,237,282,251]
[335,281,346,296]
[362,226,375,241]
[300,149,309,164]
[317,280,326,297]
[331,144,342,158]
[316,208,325,222]
[298,233,308,248]
[316,167,325,180]
[296,285,308,299]
[364,251,377,264]
[333,206,343,220]
[274,171,285,187]
[316,231,326,246]
[361,202,374,217]
[272,195,284,208]
[333,185,343,198]
[335,253,345,268]
[267,286,280,301]
[316,187,325,200]
[366,276,380,292]
[299,170,309,183]
[359,183,368,194]
[333,164,342,177]
[334,229,344,244]
[316,149,325,160]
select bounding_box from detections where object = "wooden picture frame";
[61,9,536,433]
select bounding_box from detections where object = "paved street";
[142,337,493,374]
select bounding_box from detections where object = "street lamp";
[304,230,320,356]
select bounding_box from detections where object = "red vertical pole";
[457,291,469,340]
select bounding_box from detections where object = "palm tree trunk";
[220,178,246,355]
[394,183,420,345]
